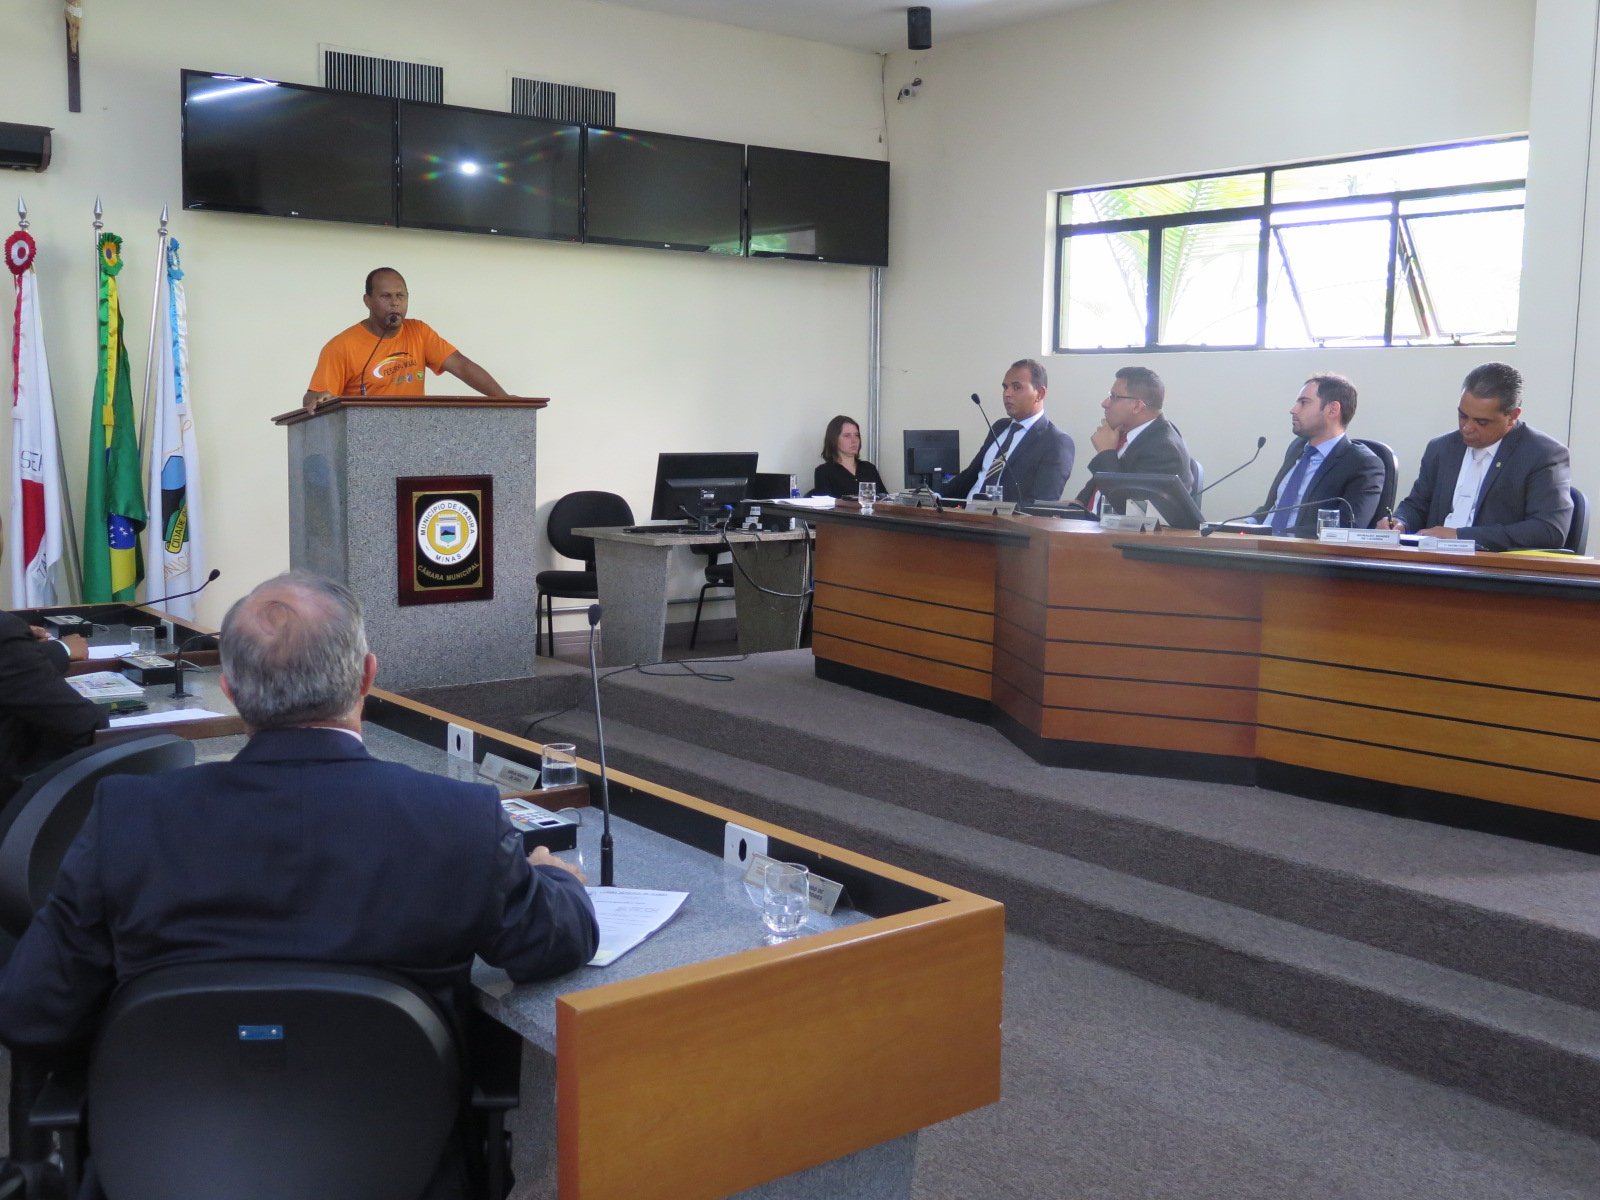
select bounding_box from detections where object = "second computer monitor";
[903,429,960,490]
[650,452,760,525]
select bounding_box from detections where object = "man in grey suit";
[1253,374,1385,535]
[1072,365,1195,510]
[1381,362,1572,552]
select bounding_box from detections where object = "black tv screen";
[398,101,581,241]
[584,128,744,254]
[651,452,760,521]
[747,146,889,266]
[181,71,396,225]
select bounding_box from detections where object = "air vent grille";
[511,77,614,127]
[323,49,443,103]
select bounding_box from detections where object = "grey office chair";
[37,961,519,1200]
[1566,486,1589,554]
[1353,438,1399,525]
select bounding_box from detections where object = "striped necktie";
[982,423,1018,490]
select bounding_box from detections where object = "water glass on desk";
[1317,508,1342,536]
[858,482,877,514]
[132,626,157,654]
[541,742,579,789]
[761,862,810,940]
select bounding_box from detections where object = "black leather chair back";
[546,491,634,568]
[87,961,461,1200]
[0,734,194,937]
[1189,459,1204,504]
[1353,438,1399,523]
[1567,486,1589,554]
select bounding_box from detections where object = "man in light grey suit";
[1381,362,1572,552]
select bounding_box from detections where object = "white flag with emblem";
[7,230,65,607]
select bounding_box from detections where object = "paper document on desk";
[775,496,835,509]
[586,887,688,967]
[67,671,144,700]
[87,643,136,661]
[109,708,227,728]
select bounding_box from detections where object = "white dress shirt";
[1444,439,1502,528]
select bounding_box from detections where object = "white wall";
[3,0,883,634]
[879,0,1539,524]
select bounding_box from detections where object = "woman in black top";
[813,414,886,498]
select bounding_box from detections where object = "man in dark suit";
[940,358,1075,506]
[1252,374,1385,535]
[0,516,101,802]
[1381,362,1572,552]
[0,572,598,1193]
[1072,366,1194,510]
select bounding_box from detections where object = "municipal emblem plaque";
[396,475,494,606]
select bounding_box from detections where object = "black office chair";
[690,545,734,649]
[0,733,194,1199]
[1189,459,1204,505]
[1353,438,1399,525]
[37,961,518,1200]
[535,490,634,657]
[1567,486,1589,554]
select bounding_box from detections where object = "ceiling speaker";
[908,7,932,51]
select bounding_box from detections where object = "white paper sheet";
[87,643,137,661]
[108,708,227,728]
[585,887,688,967]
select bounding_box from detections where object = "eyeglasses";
[1103,393,1138,405]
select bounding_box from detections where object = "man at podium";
[302,268,509,410]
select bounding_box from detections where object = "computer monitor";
[748,471,795,500]
[1091,472,1206,530]
[903,429,960,490]
[650,452,759,528]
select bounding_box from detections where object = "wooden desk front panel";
[1256,575,1600,818]
[812,523,996,700]
[996,532,1262,757]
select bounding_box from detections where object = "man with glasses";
[1072,366,1195,510]
[1379,362,1572,551]
[940,359,1075,506]
[1252,374,1384,535]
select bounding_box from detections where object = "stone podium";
[274,396,547,690]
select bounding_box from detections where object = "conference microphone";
[587,603,616,888]
[142,567,221,612]
[967,391,1019,502]
[356,327,386,397]
[169,631,219,699]
[1201,494,1355,536]
[1197,436,1268,496]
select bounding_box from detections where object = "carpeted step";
[538,707,1600,1142]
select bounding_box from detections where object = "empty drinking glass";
[761,861,810,939]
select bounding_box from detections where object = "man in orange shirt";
[302,268,509,410]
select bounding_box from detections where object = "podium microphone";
[170,631,219,699]
[1202,495,1355,536]
[142,568,221,612]
[1197,436,1268,496]
[587,604,615,888]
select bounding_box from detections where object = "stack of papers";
[585,887,688,967]
[66,671,144,702]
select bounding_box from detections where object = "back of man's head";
[220,572,368,729]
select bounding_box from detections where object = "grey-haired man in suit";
[1380,362,1572,551]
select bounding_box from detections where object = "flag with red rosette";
[6,230,65,607]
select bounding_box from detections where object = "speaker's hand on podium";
[302,390,336,413]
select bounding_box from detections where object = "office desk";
[806,503,1600,832]
[195,689,1003,1200]
[575,526,810,665]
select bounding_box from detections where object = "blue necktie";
[1270,444,1318,535]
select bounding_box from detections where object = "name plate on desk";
[967,498,1019,516]
[744,851,844,915]
[1419,536,1476,554]
[396,475,495,606]
[1344,529,1403,546]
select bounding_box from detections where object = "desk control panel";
[502,797,579,852]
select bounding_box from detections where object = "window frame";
[1051,135,1528,354]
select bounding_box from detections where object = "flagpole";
[16,196,84,602]
[137,206,167,498]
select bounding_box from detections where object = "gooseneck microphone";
[968,391,1018,501]
[356,325,387,397]
[587,604,615,888]
[142,568,221,613]
[1201,494,1355,536]
[170,631,219,699]
[1197,436,1268,496]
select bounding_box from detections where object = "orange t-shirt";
[307,320,458,397]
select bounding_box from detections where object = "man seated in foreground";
[1380,362,1572,551]
[1072,366,1195,512]
[0,572,597,1192]
[1252,374,1384,534]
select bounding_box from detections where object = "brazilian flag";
[81,233,146,602]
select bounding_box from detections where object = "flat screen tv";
[181,70,396,225]
[584,128,744,254]
[747,146,889,266]
[398,101,581,241]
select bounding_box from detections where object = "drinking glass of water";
[1317,508,1342,536]
[761,861,810,940]
[541,743,579,789]
[858,482,877,514]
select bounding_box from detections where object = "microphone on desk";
[170,631,219,699]
[1201,495,1355,536]
[1197,436,1268,496]
[966,391,1018,502]
[587,604,616,888]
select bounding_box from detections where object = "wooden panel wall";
[811,523,997,700]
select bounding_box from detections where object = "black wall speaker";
[0,123,52,172]
[908,6,932,51]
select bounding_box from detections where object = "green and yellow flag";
[81,232,146,602]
